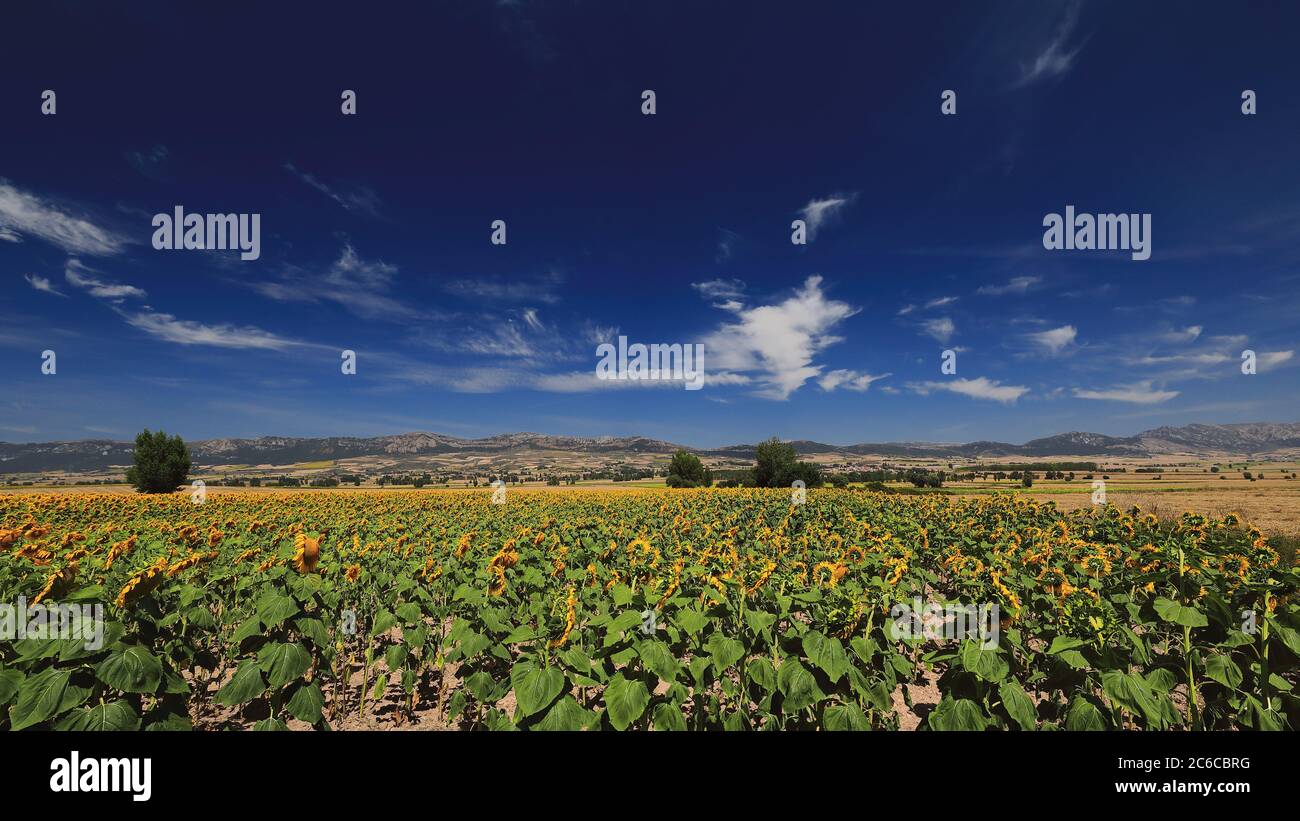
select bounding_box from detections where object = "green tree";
[752,436,822,488]
[666,450,711,488]
[125,429,191,494]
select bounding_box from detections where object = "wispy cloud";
[908,377,1029,404]
[284,162,381,217]
[124,145,171,182]
[0,179,130,255]
[24,273,65,297]
[254,243,427,320]
[797,193,856,241]
[925,295,959,309]
[714,228,739,263]
[1073,380,1179,405]
[817,369,891,392]
[64,259,147,301]
[1013,0,1086,89]
[1027,324,1077,355]
[977,275,1041,296]
[119,307,318,351]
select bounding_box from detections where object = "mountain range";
[2,422,1299,475]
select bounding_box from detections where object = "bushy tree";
[126,429,191,494]
[666,450,711,488]
[751,436,822,488]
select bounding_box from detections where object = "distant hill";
[2,422,1298,475]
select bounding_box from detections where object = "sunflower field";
[2,489,1298,731]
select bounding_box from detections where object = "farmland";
[2,488,1298,731]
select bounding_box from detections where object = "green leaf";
[215,661,266,706]
[1153,597,1208,628]
[370,610,397,638]
[652,701,687,731]
[293,617,331,650]
[744,608,776,635]
[385,643,409,672]
[285,682,325,724]
[776,658,824,713]
[998,679,1037,731]
[1144,667,1178,693]
[672,607,708,637]
[928,696,988,731]
[395,603,422,624]
[746,657,777,692]
[258,642,312,689]
[0,669,25,705]
[55,700,140,731]
[536,695,594,731]
[959,639,1009,682]
[603,674,650,730]
[511,662,565,719]
[824,703,870,730]
[1204,654,1243,690]
[1047,636,1087,654]
[706,633,745,672]
[1065,696,1107,731]
[252,718,289,731]
[255,591,299,629]
[802,630,849,682]
[636,639,681,683]
[9,669,88,730]
[1101,672,1164,728]
[94,644,164,694]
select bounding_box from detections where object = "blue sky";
[2,0,1298,448]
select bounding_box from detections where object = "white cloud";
[908,377,1029,404]
[0,227,21,243]
[120,308,312,351]
[818,369,891,392]
[921,317,955,344]
[797,193,856,241]
[691,278,746,304]
[1163,325,1203,343]
[254,243,428,320]
[64,259,147,300]
[1073,381,1179,404]
[1014,1,1085,88]
[896,304,916,316]
[24,273,65,297]
[1259,350,1295,369]
[0,180,130,255]
[284,162,381,216]
[1027,324,1077,355]
[699,275,859,399]
[925,295,959,309]
[977,275,1041,296]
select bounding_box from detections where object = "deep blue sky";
[2,0,1298,447]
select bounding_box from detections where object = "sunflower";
[114,557,169,608]
[344,563,361,583]
[292,533,322,574]
[548,586,578,648]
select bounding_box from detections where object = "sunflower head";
[292,533,323,574]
